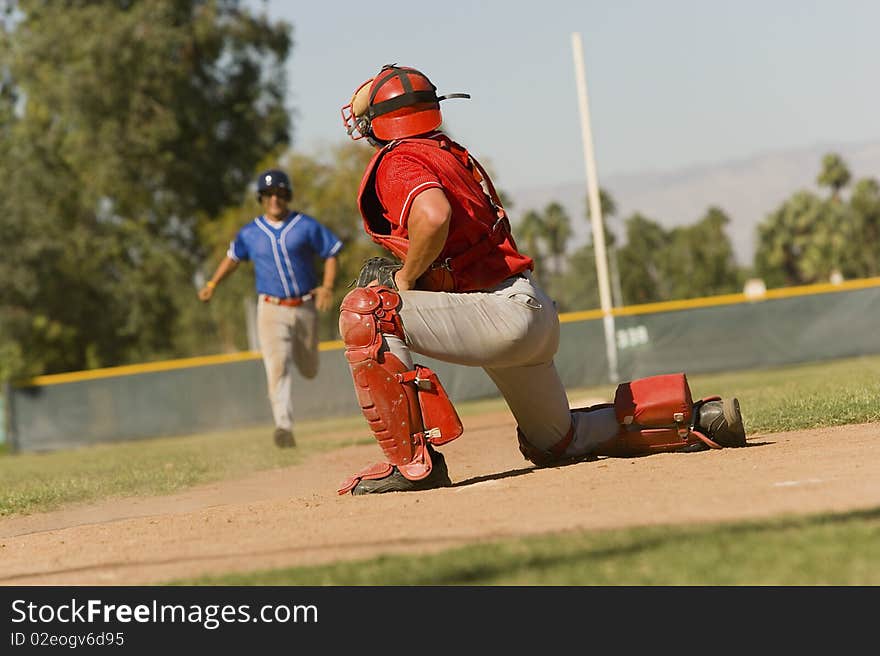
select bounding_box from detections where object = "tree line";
[1,2,878,381]
[519,153,880,312]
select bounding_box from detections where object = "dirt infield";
[2,409,879,586]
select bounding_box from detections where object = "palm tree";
[542,202,572,276]
[517,209,548,276]
[817,153,851,202]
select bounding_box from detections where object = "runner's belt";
[260,294,309,307]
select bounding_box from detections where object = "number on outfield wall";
[616,325,649,349]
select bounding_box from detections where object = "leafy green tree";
[516,209,548,281]
[817,152,851,202]
[616,213,670,304]
[849,178,880,277]
[542,202,572,277]
[512,201,572,302]
[754,191,854,286]
[753,154,880,287]
[665,207,743,298]
[0,0,292,378]
[8,0,291,232]
[554,242,600,311]
[554,190,739,309]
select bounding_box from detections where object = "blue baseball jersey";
[228,212,343,298]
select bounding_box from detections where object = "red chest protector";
[357,135,533,292]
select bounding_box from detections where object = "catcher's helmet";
[342,64,470,143]
[256,168,292,202]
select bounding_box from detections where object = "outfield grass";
[173,508,880,586]
[1,354,878,517]
[685,355,880,434]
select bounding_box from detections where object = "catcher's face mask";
[341,78,374,141]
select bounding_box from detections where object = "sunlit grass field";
[1,354,878,585]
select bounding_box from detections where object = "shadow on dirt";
[451,456,599,488]
[451,466,537,487]
[450,441,773,489]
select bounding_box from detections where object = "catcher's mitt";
[353,256,403,289]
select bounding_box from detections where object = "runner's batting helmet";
[256,169,292,202]
[342,64,470,143]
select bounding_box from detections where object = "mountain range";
[505,139,880,266]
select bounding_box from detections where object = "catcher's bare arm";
[395,188,451,291]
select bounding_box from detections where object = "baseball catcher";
[336,64,746,495]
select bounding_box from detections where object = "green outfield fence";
[4,277,880,452]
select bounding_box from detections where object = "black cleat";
[274,427,296,448]
[694,398,747,447]
[352,448,451,495]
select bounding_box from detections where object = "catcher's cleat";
[694,398,746,447]
[273,427,296,448]
[351,447,451,495]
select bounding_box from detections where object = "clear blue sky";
[254,0,880,192]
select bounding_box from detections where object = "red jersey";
[357,132,533,292]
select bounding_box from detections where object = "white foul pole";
[571,32,619,383]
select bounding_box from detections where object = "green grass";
[0,416,370,517]
[1,354,879,518]
[173,507,880,586]
[685,355,880,434]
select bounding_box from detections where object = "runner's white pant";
[257,298,319,431]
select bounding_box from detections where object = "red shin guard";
[593,373,721,457]
[337,286,463,493]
